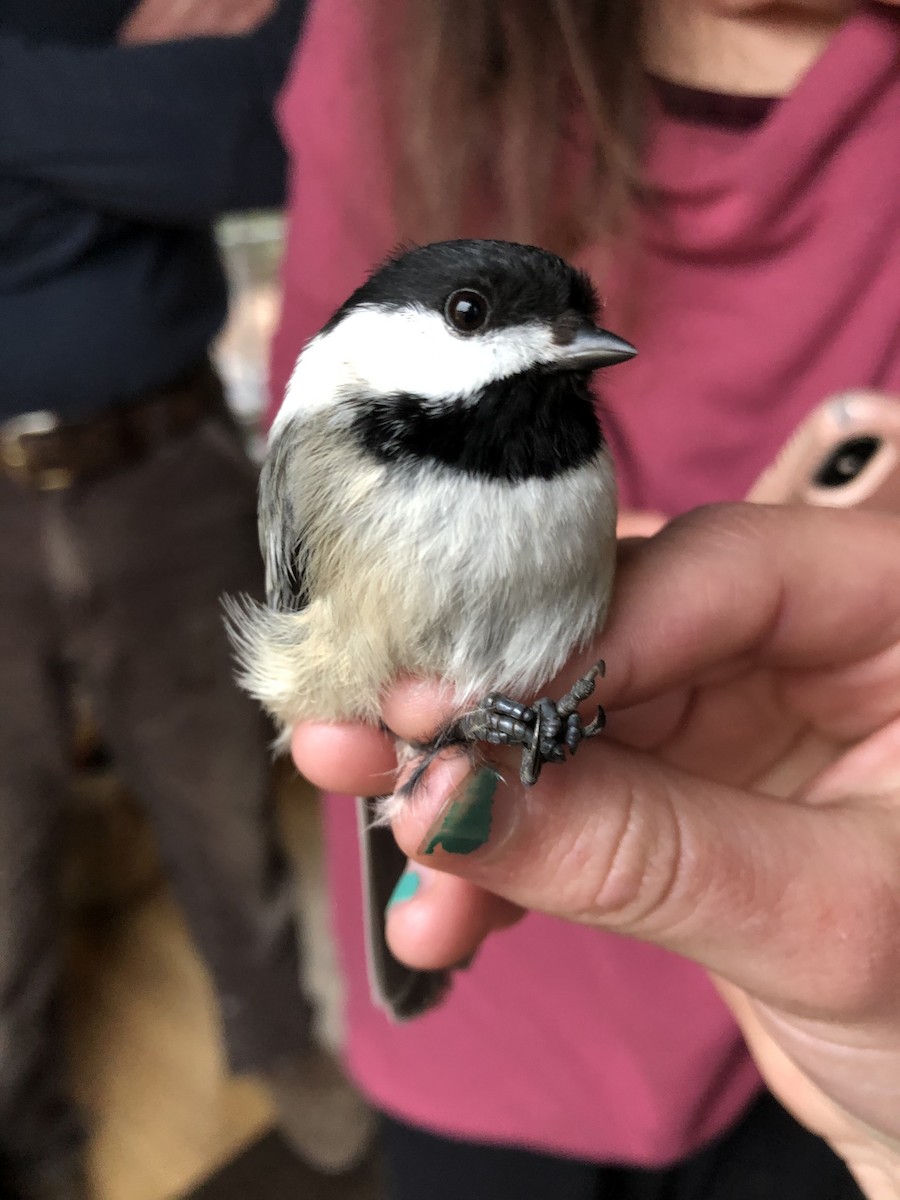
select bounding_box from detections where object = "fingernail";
[387,868,421,909]
[419,767,501,857]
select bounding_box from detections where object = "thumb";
[391,743,899,1022]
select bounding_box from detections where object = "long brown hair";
[381,1,646,257]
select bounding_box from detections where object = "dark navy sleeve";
[0,1,306,224]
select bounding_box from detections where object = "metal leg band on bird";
[406,660,606,791]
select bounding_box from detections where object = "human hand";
[118,0,276,44]
[292,504,900,1198]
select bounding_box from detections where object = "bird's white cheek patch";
[275,305,565,429]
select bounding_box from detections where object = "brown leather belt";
[0,365,225,491]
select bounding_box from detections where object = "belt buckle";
[0,411,73,490]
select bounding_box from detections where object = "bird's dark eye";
[445,289,489,334]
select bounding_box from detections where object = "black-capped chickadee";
[228,239,634,804]
[226,240,635,1017]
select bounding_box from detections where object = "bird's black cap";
[325,239,604,336]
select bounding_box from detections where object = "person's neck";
[643,0,858,95]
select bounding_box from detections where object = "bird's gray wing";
[258,423,310,612]
[357,798,455,1021]
[261,429,453,1019]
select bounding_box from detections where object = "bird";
[225,238,635,825]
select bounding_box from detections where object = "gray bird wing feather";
[358,798,454,1020]
[259,422,310,612]
[264,428,453,1018]
[221,420,316,731]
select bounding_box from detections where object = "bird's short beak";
[554,327,637,371]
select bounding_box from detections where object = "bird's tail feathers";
[221,593,309,732]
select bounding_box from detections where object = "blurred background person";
[269,0,900,1197]
[0,2,373,1197]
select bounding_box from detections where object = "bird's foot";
[463,660,606,785]
[401,660,606,794]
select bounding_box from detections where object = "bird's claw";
[452,660,606,786]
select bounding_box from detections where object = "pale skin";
[290,4,900,1195]
[645,0,900,95]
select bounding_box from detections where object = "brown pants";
[0,409,310,1176]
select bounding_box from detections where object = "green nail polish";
[419,768,500,856]
[387,869,421,909]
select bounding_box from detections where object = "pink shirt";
[270,1,900,1164]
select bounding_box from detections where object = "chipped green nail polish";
[387,869,421,909]
[419,768,500,856]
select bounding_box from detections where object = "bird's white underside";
[233,447,617,736]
